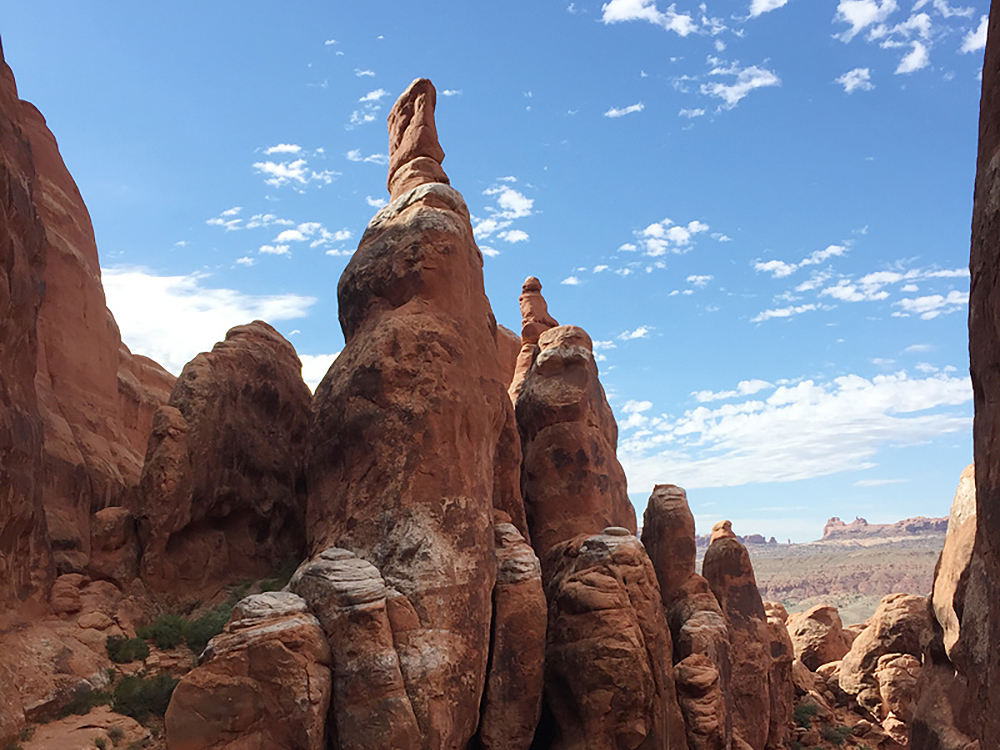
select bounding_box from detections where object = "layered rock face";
[516,325,636,565]
[949,5,1000,745]
[642,485,732,750]
[541,529,689,750]
[138,321,310,600]
[0,39,51,611]
[703,535,772,750]
[165,592,332,750]
[20,100,173,575]
[508,276,558,401]
[306,78,538,750]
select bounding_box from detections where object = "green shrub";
[95,738,108,750]
[107,725,124,745]
[18,727,33,742]
[105,636,150,664]
[820,724,852,747]
[111,674,178,724]
[792,701,818,728]
[58,686,111,718]
[4,741,23,750]
[137,613,188,650]
[184,603,232,654]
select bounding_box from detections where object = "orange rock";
[786,604,854,672]
[165,592,331,750]
[540,529,688,750]
[290,549,420,750]
[709,520,737,544]
[516,325,635,567]
[476,520,547,750]
[21,706,148,750]
[386,79,448,199]
[703,536,771,750]
[765,608,795,749]
[643,485,733,750]
[674,654,727,750]
[930,464,975,660]
[306,81,527,748]
[839,593,931,720]
[0,40,54,620]
[508,276,559,402]
[138,321,310,603]
[496,323,521,388]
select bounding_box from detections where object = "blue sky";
[4,0,987,541]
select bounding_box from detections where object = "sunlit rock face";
[138,321,310,603]
[305,78,534,750]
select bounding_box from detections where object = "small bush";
[95,738,108,750]
[105,636,150,664]
[111,674,178,724]
[18,727,33,742]
[107,725,124,745]
[820,725,852,747]
[793,702,818,728]
[137,613,188,650]
[4,742,23,750]
[59,686,111,718]
[125,740,150,750]
[184,603,232,655]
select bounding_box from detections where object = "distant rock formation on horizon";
[821,515,948,541]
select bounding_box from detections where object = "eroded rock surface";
[508,276,558,402]
[703,534,770,750]
[138,321,309,601]
[306,79,526,750]
[786,604,854,672]
[516,325,635,567]
[541,529,688,750]
[165,592,331,750]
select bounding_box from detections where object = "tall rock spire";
[386,78,450,200]
[508,276,558,402]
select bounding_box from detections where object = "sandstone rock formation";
[764,606,795,749]
[703,533,771,750]
[822,516,948,540]
[508,276,558,402]
[497,323,521,388]
[305,79,532,750]
[540,529,688,750]
[165,592,331,750]
[21,99,173,575]
[786,604,854,672]
[930,464,976,662]
[839,593,931,725]
[477,517,547,750]
[516,325,635,566]
[642,485,732,750]
[138,321,310,601]
[0,39,51,612]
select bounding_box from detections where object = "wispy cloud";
[960,14,988,52]
[354,68,376,77]
[618,369,971,491]
[620,325,653,340]
[252,155,340,190]
[472,179,535,242]
[749,0,792,17]
[604,102,646,118]
[346,148,389,165]
[701,59,780,108]
[359,88,389,102]
[601,0,698,36]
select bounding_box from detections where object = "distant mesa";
[821,515,948,541]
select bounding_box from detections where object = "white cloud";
[253,158,341,189]
[749,0,791,17]
[896,40,930,73]
[102,267,316,374]
[687,274,713,287]
[299,353,341,392]
[499,229,529,243]
[440,89,462,96]
[834,0,899,42]
[594,265,610,273]
[324,39,337,46]
[618,370,971,492]
[235,256,255,267]
[601,0,698,36]
[244,213,295,229]
[620,325,652,340]
[275,229,306,243]
[348,103,381,127]
[604,102,646,118]
[623,399,654,413]
[630,218,711,257]
[755,260,797,278]
[854,478,909,486]
[836,67,875,92]
[359,88,389,102]
[960,14,988,52]
[480,246,500,258]
[264,143,302,155]
[561,275,582,285]
[354,69,376,77]
[366,195,388,208]
[693,379,773,402]
[259,244,291,256]
[701,61,780,108]
[751,303,818,322]
[894,290,968,318]
[905,343,933,353]
[346,148,389,165]
[679,108,706,118]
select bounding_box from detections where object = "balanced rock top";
[386,78,449,199]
